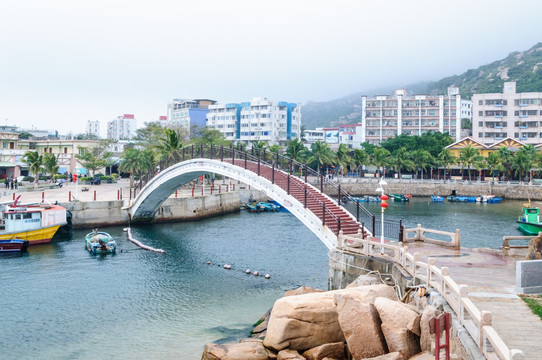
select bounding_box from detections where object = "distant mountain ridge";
[302,42,542,130]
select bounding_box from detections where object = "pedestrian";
[10,177,14,190]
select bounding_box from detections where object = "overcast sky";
[1,0,541,136]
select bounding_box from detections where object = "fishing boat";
[487,197,503,203]
[0,239,29,253]
[351,196,368,202]
[390,194,410,202]
[517,204,542,235]
[257,202,279,212]
[456,196,468,202]
[431,196,444,202]
[447,195,457,202]
[0,196,68,245]
[364,196,381,202]
[467,196,477,202]
[85,230,117,254]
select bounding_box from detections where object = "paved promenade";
[406,242,542,359]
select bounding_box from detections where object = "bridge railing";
[134,144,402,240]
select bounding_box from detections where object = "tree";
[437,149,456,180]
[371,147,390,177]
[352,148,370,176]
[134,122,167,150]
[335,144,352,175]
[23,151,43,187]
[458,145,480,181]
[497,147,514,180]
[486,152,504,182]
[75,147,107,177]
[17,131,33,139]
[191,127,230,146]
[512,147,535,184]
[285,138,307,163]
[390,147,415,180]
[412,149,434,180]
[306,141,336,175]
[75,133,100,140]
[155,128,184,162]
[118,148,154,188]
[251,141,267,158]
[42,153,59,183]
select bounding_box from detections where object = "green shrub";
[23,176,34,182]
[54,174,68,180]
[80,176,93,183]
[111,173,120,179]
[0,179,5,184]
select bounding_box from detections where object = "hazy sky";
[1,0,541,136]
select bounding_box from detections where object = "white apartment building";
[472,81,542,145]
[461,100,473,121]
[86,120,100,138]
[107,114,136,140]
[206,97,302,146]
[361,87,461,145]
[167,99,216,136]
[303,128,325,144]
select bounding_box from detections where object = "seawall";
[63,189,266,228]
[320,180,542,200]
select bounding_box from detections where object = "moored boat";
[0,239,29,253]
[390,194,410,202]
[0,196,68,245]
[447,195,457,202]
[456,196,468,202]
[431,196,444,202]
[85,230,117,254]
[487,197,503,203]
[517,203,542,235]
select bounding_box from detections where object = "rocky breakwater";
[201,284,452,360]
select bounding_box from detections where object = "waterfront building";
[303,128,325,144]
[107,114,137,140]
[167,99,216,137]
[0,130,24,179]
[361,87,462,145]
[472,81,542,145]
[303,124,364,150]
[206,97,301,146]
[86,120,100,138]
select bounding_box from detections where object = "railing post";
[372,214,376,236]
[399,220,404,242]
[287,174,290,194]
[263,149,266,163]
[200,143,203,158]
[304,186,307,208]
[191,144,194,159]
[257,157,260,176]
[322,203,326,226]
[289,159,292,175]
[251,147,254,157]
[182,147,185,162]
[220,146,223,162]
[232,146,235,164]
[338,184,341,207]
[361,223,365,239]
[304,164,307,183]
[244,151,247,169]
[275,152,279,167]
[337,217,341,235]
[272,163,275,184]
[210,144,213,159]
[356,201,360,221]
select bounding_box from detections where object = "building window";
[479,111,483,116]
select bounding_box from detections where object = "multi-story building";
[303,128,325,144]
[472,81,542,145]
[461,100,473,121]
[86,120,100,138]
[361,87,461,145]
[206,97,301,146]
[304,124,364,150]
[167,99,216,136]
[107,114,136,140]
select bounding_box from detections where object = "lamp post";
[376,178,388,253]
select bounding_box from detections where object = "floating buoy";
[264,274,270,279]
[253,271,259,276]
[224,264,232,270]
[245,269,251,274]
[206,261,211,265]
[123,228,128,232]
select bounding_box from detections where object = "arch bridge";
[128,145,403,249]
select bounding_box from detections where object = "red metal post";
[175,190,178,198]
[117,190,119,200]
[69,191,71,202]
[13,192,15,201]
[192,184,195,197]
[42,192,44,200]
[94,191,96,201]
[201,185,204,196]
[432,313,451,360]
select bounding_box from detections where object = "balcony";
[519,114,528,118]
[495,126,503,129]
[494,115,503,118]
[494,137,503,140]
[494,104,504,107]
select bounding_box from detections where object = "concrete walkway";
[405,242,542,359]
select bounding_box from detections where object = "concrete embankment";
[63,189,266,228]
[321,180,542,200]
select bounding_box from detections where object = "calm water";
[0,199,528,359]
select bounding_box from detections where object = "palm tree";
[156,128,183,163]
[437,149,456,180]
[335,144,352,176]
[23,151,43,187]
[512,147,535,184]
[412,149,434,180]
[119,148,154,188]
[352,148,369,177]
[251,141,267,158]
[42,153,59,184]
[371,147,390,178]
[472,155,487,181]
[497,147,514,181]
[285,138,306,163]
[390,147,414,180]
[458,145,480,181]
[306,141,336,175]
[486,152,503,182]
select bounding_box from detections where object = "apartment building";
[86,120,100,138]
[206,97,301,146]
[472,81,542,145]
[107,114,137,140]
[361,87,461,145]
[167,99,216,136]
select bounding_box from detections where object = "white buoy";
[245,269,251,274]
[224,264,232,269]
[264,274,270,279]
[206,261,211,265]
[123,228,128,232]
[252,271,259,276]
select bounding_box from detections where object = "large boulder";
[264,285,397,352]
[419,306,439,352]
[526,233,542,260]
[284,286,324,297]
[302,342,346,360]
[374,297,422,360]
[335,292,388,359]
[202,339,275,360]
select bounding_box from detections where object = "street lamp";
[375,178,388,253]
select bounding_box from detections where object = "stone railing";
[403,224,460,249]
[337,233,524,360]
[500,235,534,256]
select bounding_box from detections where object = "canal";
[0,198,529,359]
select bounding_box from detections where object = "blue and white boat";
[431,196,444,202]
[85,230,116,254]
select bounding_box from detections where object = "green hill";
[302,42,542,129]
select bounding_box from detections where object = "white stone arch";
[129,159,338,249]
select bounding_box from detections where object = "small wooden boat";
[85,230,116,254]
[390,194,410,202]
[0,239,29,253]
[365,196,381,202]
[517,203,542,235]
[246,203,263,213]
[431,196,444,202]
[257,202,279,212]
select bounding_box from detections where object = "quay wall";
[321,181,542,200]
[63,189,266,228]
